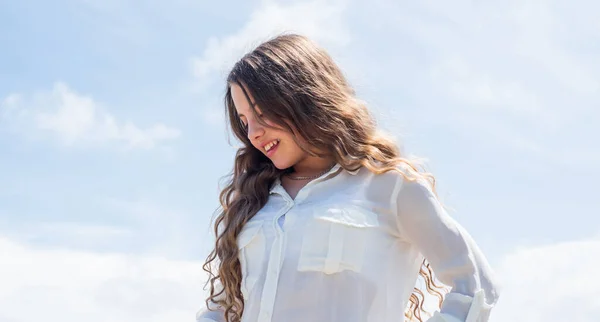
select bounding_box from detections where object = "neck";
[291,156,336,178]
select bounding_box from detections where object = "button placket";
[256,173,334,321]
[257,203,293,322]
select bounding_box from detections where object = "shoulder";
[350,163,431,206]
[366,163,436,202]
[366,162,427,185]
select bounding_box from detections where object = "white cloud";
[0,221,134,253]
[0,236,208,322]
[0,196,212,258]
[0,82,181,149]
[394,1,599,113]
[99,197,213,257]
[191,0,350,86]
[491,238,600,321]
[2,234,599,322]
[511,1,600,95]
[429,56,546,119]
[366,1,600,168]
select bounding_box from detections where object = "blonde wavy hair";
[203,33,448,322]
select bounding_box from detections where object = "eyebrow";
[236,106,262,118]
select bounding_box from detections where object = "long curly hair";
[203,33,448,322]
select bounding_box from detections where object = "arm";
[196,279,227,322]
[393,175,501,322]
[196,308,226,322]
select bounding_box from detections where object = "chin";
[271,160,289,170]
[270,158,295,170]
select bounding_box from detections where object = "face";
[230,82,309,170]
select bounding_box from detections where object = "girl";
[197,34,500,322]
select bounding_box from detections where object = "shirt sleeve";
[392,173,501,322]
[196,310,225,322]
[195,278,227,322]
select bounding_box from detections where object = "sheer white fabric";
[197,164,500,322]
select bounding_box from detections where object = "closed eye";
[238,112,265,130]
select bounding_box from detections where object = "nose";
[247,119,265,141]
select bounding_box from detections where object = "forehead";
[230,83,256,115]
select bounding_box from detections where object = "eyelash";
[240,114,264,128]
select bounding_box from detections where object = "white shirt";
[197,164,500,322]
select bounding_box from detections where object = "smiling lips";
[263,139,280,154]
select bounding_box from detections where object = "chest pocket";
[298,205,379,274]
[237,220,265,299]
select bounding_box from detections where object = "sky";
[0,0,599,321]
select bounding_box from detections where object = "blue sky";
[1,0,599,321]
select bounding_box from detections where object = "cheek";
[265,119,278,127]
[284,137,305,156]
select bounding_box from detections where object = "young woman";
[197,34,500,322]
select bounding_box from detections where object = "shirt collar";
[269,163,360,194]
[330,163,361,176]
